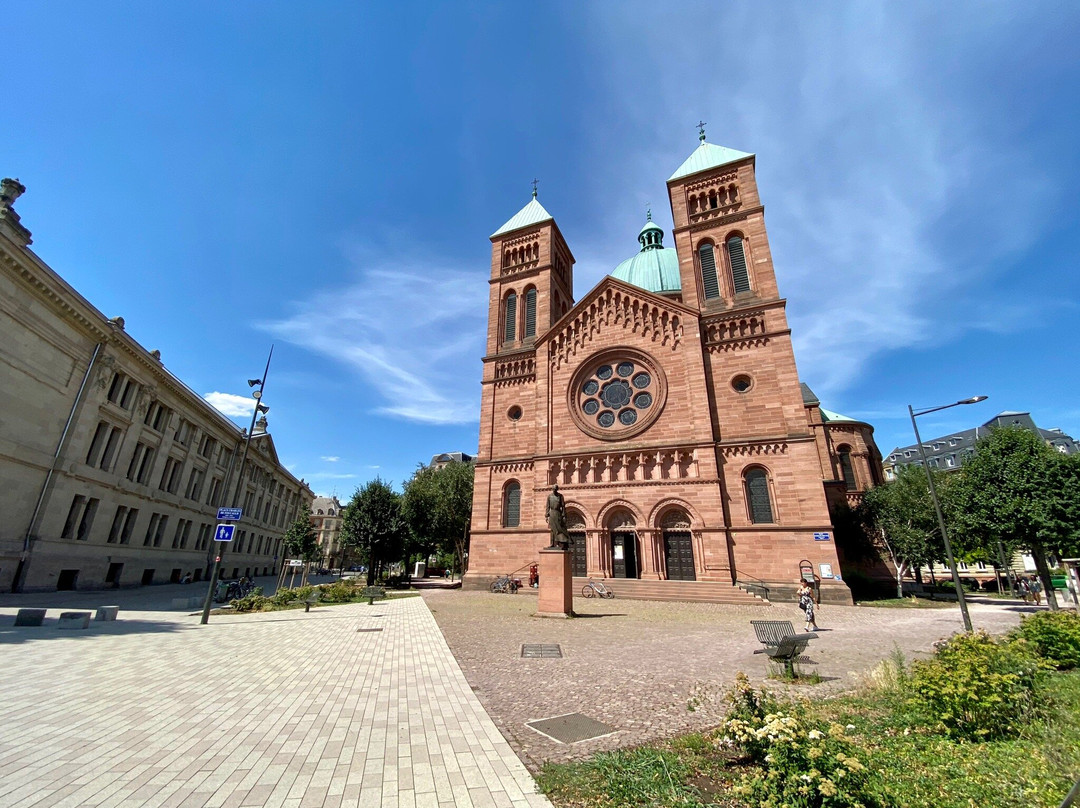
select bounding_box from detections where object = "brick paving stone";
[0,595,550,808]
[422,588,1046,771]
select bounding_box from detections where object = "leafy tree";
[952,426,1080,611]
[282,509,321,563]
[862,464,949,598]
[401,460,474,578]
[341,478,406,586]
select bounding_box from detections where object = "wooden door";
[663,531,696,581]
[570,532,587,577]
[611,532,638,579]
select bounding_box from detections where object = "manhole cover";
[356,628,383,633]
[526,712,615,744]
[521,644,562,658]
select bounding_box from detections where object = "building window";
[62,495,87,539]
[144,401,172,432]
[727,236,751,294]
[503,482,521,528]
[108,506,129,543]
[523,288,537,338]
[504,293,517,342]
[159,457,182,494]
[107,372,138,410]
[699,243,720,300]
[186,468,205,501]
[745,468,774,524]
[86,421,122,470]
[121,509,138,544]
[838,446,857,491]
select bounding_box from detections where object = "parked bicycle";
[581,578,614,599]
[489,574,521,594]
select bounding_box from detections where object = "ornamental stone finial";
[1,178,26,209]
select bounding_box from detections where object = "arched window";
[838,446,857,491]
[503,293,517,342]
[523,288,537,338]
[503,482,521,527]
[745,468,774,524]
[728,236,751,294]
[699,243,720,300]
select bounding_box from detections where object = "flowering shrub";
[908,630,1046,740]
[318,580,359,602]
[1011,610,1080,670]
[718,674,885,807]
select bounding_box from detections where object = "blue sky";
[8,2,1080,496]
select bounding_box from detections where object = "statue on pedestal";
[545,484,573,551]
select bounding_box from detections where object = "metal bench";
[750,619,818,678]
[290,593,321,613]
[360,586,386,604]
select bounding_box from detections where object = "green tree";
[862,464,949,598]
[282,509,322,568]
[401,460,474,578]
[341,478,406,586]
[952,426,1079,611]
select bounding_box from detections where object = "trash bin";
[215,582,230,602]
[414,561,427,578]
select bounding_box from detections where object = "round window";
[731,374,753,393]
[568,348,667,440]
[507,405,523,420]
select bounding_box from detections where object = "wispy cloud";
[306,472,359,480]
[580,4,1053,399]
[259,247,486,424]
[203,392,256,417]
[321,456,340,462]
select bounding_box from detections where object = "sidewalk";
[0,595,550,808]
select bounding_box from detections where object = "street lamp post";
[908,395,987,633]
[199,347,273,625]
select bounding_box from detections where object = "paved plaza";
[0,581,1056,807]
[423,589,1045,771]
[0,583,549,808]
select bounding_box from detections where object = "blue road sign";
[217,507,243,521]
[813,532,831,541]
[214,524,236,542]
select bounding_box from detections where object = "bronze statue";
[545,484,573,550]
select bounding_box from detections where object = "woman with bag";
[797,580,819,631]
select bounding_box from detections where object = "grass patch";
[857,597,954,608]
[537,672,1080,808]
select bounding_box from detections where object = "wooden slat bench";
[750,619,818,678]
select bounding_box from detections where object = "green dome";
[611,216,681,294]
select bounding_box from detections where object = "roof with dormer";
[491,197,554,238]
[668,141,754,182]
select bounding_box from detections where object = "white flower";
[846,724,856,730]
[808,730,824,740]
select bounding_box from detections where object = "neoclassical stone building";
[467,135,883,603]
[0,179,313,592]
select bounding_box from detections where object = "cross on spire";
[697,120,707,142]
[531,178,538,199]
[646,204,652,221]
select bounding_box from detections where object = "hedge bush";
[908,631,1046,740]
[1012,610,1080,670]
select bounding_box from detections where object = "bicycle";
[581,578,614,599]
[489,574,520,594]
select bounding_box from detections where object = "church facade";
[467,136,883,604]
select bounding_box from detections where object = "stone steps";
[572,577,768,605]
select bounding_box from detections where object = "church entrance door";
[663,532,696,581]
[611,532,638,579]
[569,532,587,577]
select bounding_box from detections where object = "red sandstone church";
[467,133,884,604]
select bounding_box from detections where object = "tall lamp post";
[908,395,987,633]
[200,348,273,625]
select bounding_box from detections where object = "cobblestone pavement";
[423,589,1046,772]
[0,595,549,808]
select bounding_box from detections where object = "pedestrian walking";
[797,580,819,631]
[1018,577,1031,603]
[1030,575,1043,606]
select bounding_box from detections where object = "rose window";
[578,359,656,431]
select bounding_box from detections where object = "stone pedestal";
[536,547,573,618]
